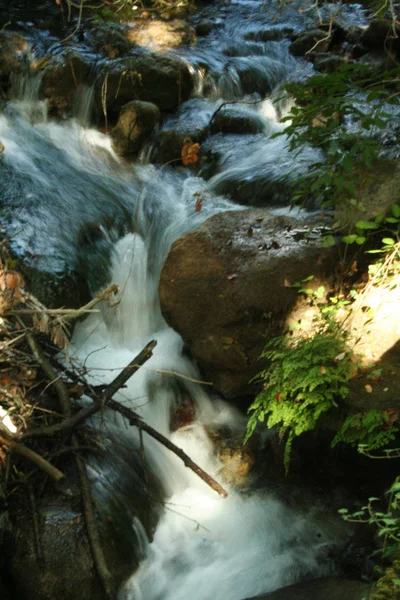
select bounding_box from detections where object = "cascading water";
[0,1,372,597]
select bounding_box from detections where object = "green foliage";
[274,64,400,207]
[245,325,355,472]
[340,478,400,560]
[332,409,399,450]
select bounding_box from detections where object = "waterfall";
[0,1,372,595]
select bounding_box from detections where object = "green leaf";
[392,204,400,218]
[356,236,366,245]
[355,220,379,230]
[385,217,399,224]
[342,234,358,244]
[382,238,395,246]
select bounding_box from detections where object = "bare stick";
[26,332,71,417]
[28,484,44,564]
[107,398,228,498]
[0,429,66,484]
[73,433,115,600]
[21,340,157,440]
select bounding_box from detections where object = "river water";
[0,0,370,597]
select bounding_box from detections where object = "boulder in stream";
[41,53,90,115]
[0,31,30,93]
[111,100,160,156]
[159,209,335,398]
[289,29,331,57]
[96,51,193,115]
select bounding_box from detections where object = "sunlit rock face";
[125,19,195,50]
[159,209,336,398]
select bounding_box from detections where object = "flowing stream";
[0,0,370,597]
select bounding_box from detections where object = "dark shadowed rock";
[311,53,346,73]
[195,19,214,37]
[151,98,212,164]
[0,31,29,93]
[242,577,376,600]
[244,26,296,42]
[9,426,163,600]
[290,29,331,56]
[360,18,400,52]
[111,100,160,156]
[96,51,193,115]
[210,106,266,135]
[159,209,335,397]
[41,53,90,115]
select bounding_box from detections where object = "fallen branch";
[21,340,157,440]
[42,353,228,498]
[73,433,115,600]
[0,428,66,484]
[26,331,71,417]
[107,398,228,499]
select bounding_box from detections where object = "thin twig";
[21,340,157,440]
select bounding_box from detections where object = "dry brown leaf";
[181,142,200,166]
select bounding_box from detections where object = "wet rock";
[9,426,163,600]
[159,209,335,398]
[151,98,212,164]
[125,19,195,50]
[334,159,400,230]
[111,100,160,156]
[360,18,400,52]
[96,51,193,115]
[85,21,133,58]
[208,428,255,487]
[195,19,214,37]
[41,53,90,115]
[358,50,398,70]
[243,577,376,600]
[0,31,29,93]
[244,26,296,43]
[289,29,331,57]
[204,133,300,207]
[311,53,346,73]
[210,106,266,135]
[0,31,29,76]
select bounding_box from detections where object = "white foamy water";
[68,231,343,600]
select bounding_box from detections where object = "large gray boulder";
[159,209,335,398]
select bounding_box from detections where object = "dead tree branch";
[0,428,66,484]
[73,433,115,600]
[107,398,228,499]
[26,332,71,417]
[21,340,157,440]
